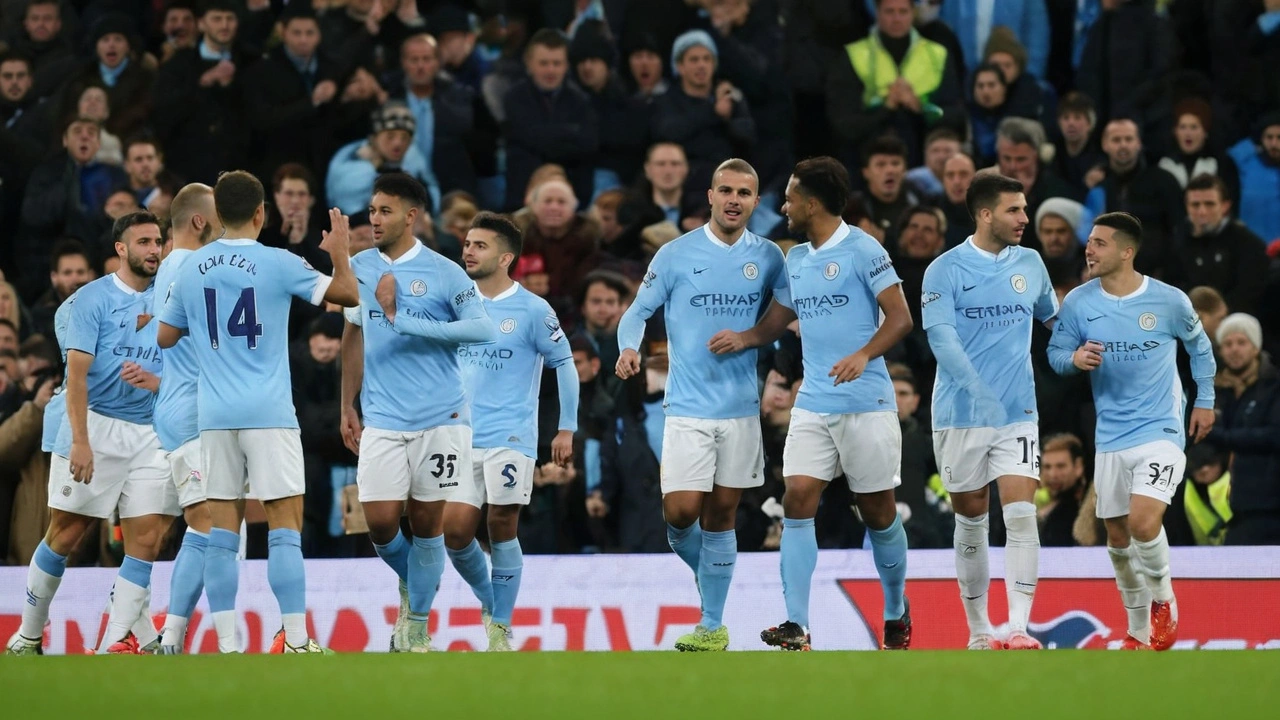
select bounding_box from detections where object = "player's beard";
[125,249,158,278]
[785,212,807,236]
[466,257,499,281]
[374,226,403,251]
[198,222,215,245]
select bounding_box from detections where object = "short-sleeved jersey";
[349,241,486,431]
[461,283,572,458]
[775,223,900,414]
[922,238,1058,429]
[620,225,787,419]
[41,291,76,453]
[158,238,330,431]
[63,273,162,425]
[1049,276,1216,453]
[152,248,198,451]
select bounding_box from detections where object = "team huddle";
[5,156,1214,655]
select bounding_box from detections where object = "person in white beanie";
[1035,196,1084,260]
[1209,312,1280,545]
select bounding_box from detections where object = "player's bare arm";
[339,319,364,455]
[157,321,186,348]
[708,298,796,354]
[65,350,94,484]
[830,285,912,385]
[322,207,360,306]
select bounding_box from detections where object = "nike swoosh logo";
[111,307,129,314]
[962,285,977,291]
[1087,315,1104,322]
[880,562,899,569]
[693,268,707,274]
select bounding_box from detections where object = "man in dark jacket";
[0,51,51,276]
[1166,174,1268,315]
[150,0,254,185]
[56,14,155,141]
[570,20,649,196]
[6,0,77,100]
[389,33,498,199]
[502,29,599,211]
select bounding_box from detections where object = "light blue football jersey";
[1048,276,1216,453]
[349,242,488,431]
[617,225,787,419]
[461,283,573,458]
[158,238,328,431]
[53,274,162,454]
[922,238,1058,429]
[775,223,900,414]
[41,289,76,453]
[152,248,199,451]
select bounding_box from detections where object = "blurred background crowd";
[1,0,1279,567]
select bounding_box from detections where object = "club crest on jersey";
[1139,312,1157,331]
[1011,274,1028,293]
[410,279,427,296]
[824,262,840,280]
[743,262,759,280]
[500,318,517,334]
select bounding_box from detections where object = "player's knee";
[45,512,92,555]
[443,525,475,549]
[123,521,168,559]
[1128,513,1163,543]
[183,503,212,534]
[781,484,822,519]
[661,494,702,529]
[1104,519,1131,547]
[486,505,520,542]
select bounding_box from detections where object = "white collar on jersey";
[378,239,423,265]
[110,271,143,296]
[1098,274,1150,301]
[701,223,748,250]
[810,222,851,254]
[488,281,520,302]
[965,236,1013,261]
[217,238,257,246]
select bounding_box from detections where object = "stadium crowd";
[1,0,1279,568]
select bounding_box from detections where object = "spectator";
[0,51,50,271]
[391,34,499,202]
[1209,313,1280,545]
[7,0,76,100]
[26,239,92,342]
[996,117,1078,253]
[150,0,255,185]
[430,3,489,94]
[614,142,699,261]
[939,0,1049,80]
[56,14,154,141]
[826,0,963,166]
[1079,118,1185,276]
[1228,112,1280,244]
[891,205,945,376]
[940,151,976,248]
[1050,91,1104,198]
[0,320,17,353]
[1157,97,1240,204]
[1037,433,1089,547]
[522,180,604,319]
[570,19,648,198]
[651,29,755,196]
[906,127,961,201]
[1178,445,1232,547]
[259,163,331,274]
[121,137,164,209]
[591,189,626,250]
[1076,0,1175,148]
[319,0,422,82]
[1189,286,1229,354]
[1166,175,1268,316]
[326,100,437,216]
[595,347,667,554]
[74,86,121,166]
[155,1,198,63]
[0,282,23,340]
[502,28,599,211]
[1036,197,1084,262]
[19,117,125,296]
[854,134,917,245]
[887,363,949,549]
[622,31,668,101]
[0,371,54,565]
[968,63,1014,166]
[981,26,1053,128]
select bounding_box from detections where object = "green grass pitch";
[3,651,1277,719]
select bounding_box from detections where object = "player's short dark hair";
[792,156,851,216]
[272,162,316,195]
[861,134,907,168]
[1186,173,1230,202]
[965,170,1024,220]
[1042,433,1084,462]
[578,269,631,308]
[1094,211,1143,248]
[372,172,429,212]
[527,28,569,54]
[470,211,523,258]
[213,170,264,227]
[111,211,161,245]
[49,238,91,273]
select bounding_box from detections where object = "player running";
[711,156,914,651]
[152,184,221,653]
[339,174,496,653]
[615,158,785,652]
[445,211,578,651]
[7,212,177,655]
[158,171,358,654]
[1048,212,1215,650]
[920,171,1058,650]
